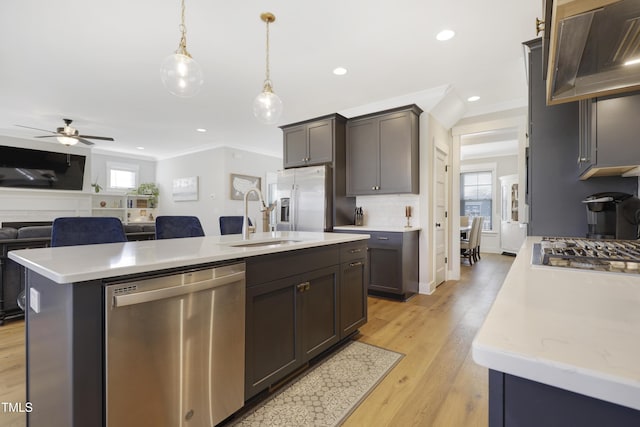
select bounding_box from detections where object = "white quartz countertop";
[334,225,421,233]
[472,236,640,410]
[8,231,369,284]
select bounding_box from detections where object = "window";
[107,162,139,190]
[461,171,493,230]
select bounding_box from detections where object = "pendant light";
[253,12,283,125]
[160,0,203,97]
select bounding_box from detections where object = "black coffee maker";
[582,192,640,240]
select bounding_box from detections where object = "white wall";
[91,151,156,191]
[156,147,281,235]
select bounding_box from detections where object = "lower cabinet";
[335,230,419,300]
[244,242,367,400]
[339,242,367,338]
[489,370,640,427]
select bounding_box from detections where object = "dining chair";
[155,216,205,239]
[460,215,470,227]
[474,217,484,261]
[51,217,127,247]
[219,216,252,235]
[460,216,481,265]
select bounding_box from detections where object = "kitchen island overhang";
[9,231,370,427]
[472,236,640,425]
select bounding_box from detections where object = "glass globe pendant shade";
[56,136,78,146]
[253,83,283,125]
[160,53,204,98]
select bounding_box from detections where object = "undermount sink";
[228,239,301,248]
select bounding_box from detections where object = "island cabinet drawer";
[246,245,339,286]
[339,241,367,263]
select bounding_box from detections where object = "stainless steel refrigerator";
[275,165,333,231]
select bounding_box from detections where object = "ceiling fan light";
[57,136,78,146]
[160,53,204,97]
[253,87,283,125]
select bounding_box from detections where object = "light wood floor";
[0,253,513,427]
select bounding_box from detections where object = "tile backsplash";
[355,195,420,228]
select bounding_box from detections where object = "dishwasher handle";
[113,270,245,308]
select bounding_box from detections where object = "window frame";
[106,161,139,191]
[460,163,497,233]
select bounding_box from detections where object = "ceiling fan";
[15,118,115,146]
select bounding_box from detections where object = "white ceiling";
[0,1,540,160]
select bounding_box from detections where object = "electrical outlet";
[29,288,41,314]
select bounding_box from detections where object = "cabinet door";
[339,259,367,339]
[578,100,595,175]
[595,93,640,168]
[299,266,339,361]
[307,119,333,165]
[367,233,403,294]
[379,111,415,194]
[283,125,308,168]
[245,277,300,399]
[346,118,379,195]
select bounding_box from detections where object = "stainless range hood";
[547,0,640,105]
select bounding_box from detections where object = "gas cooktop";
[532,237,640,274]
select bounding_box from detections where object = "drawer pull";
[377,237,389,240]
[349,248,362,253]
[349,261,363,267]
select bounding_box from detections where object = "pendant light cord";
[264,18,272,90]
[177,0,191,58]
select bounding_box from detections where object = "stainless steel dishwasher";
[105,262,245,427]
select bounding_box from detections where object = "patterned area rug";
[229,341,403,427]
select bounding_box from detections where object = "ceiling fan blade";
[76,137,95,146]
[78,134,114,141]
[15,124,57,134]
[34,135,60,138]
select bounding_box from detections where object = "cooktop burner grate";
[535,237,640,273]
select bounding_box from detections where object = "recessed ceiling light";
[136,146,145,150]
[467,95,481,102]
[436,29,455,41]
[333,67,348,76]
[624,58,640,66]
[196,128,207,133]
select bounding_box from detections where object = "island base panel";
[489,369,640,427]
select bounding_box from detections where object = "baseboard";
[419,280,435,295]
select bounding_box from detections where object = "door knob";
[436,222,441,227]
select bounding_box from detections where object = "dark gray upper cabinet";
[346,105,422,196]
[281,114,345,168]
[524,38,637,237]
[579,92,640,179]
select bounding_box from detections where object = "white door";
[435,147,448,286]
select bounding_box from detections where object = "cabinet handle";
[349,261,363,267]
[371,186,376,190]
[297,281,311,292]
[377,236,389,240]
[349,248,362,254]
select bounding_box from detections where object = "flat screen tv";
[0,145,86,190]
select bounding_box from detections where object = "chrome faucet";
[243,188,267,240]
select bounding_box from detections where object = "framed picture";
[230,174,261,200]
[172,176,199,201]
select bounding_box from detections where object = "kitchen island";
[473,236,640,426]
[9,231,369,427]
